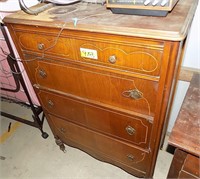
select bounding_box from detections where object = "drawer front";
[16,30,163,77]
[74,39,163,77]
[38,90,152,148]
[15,31,75,59]
[28,60,158,116]
[182,154,200,178]
[48,114,150,175]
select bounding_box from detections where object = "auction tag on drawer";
[80,48,98,60]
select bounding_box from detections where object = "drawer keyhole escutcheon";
[108,55,117,64]
[39,69,47,78]
[127,154,135,161]
[122,89,143,100]
[48,100,54,108]
[38,43,45,50]
[126,125,136,135]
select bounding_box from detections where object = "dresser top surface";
[169,73,200,157]
[3,0,198,40]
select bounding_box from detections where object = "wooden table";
[167,73,200,179]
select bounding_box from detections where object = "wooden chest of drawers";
[4,0,198,177]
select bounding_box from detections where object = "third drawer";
[38,90,152,149]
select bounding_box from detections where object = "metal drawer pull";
[127,154,135,161]
[38,43,44,50]
[48,100,54,108]
[108,55,117,64]
[126,125,136,135]
[38,69,47,78]
[122,89,143,100]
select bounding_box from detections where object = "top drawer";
[14,31,75,60]
[15,29,164,77]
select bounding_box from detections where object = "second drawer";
[26,59,158,116]
[38,90,152,149]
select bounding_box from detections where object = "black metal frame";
[0,23,48,139]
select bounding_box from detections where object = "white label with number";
[80,48,98,60]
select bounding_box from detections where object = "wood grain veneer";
[3,0,198,177]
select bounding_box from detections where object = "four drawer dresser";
[3,0,198,177]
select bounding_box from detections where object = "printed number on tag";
[80,48,98,60]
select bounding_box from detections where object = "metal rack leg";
[0,23,48,139]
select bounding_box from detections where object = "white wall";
[167,81,190,132]
[167,2,200,132]
[182,3,200,69]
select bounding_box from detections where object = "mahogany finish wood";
[169,73,200,156]
[4,0,198,178]
[38,90,153,149]
[168,149,200,179]
[168,73,200,179]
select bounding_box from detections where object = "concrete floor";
[0,101,173,179]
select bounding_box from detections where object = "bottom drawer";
[47,114,151,177]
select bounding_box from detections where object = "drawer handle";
[108,55,117,64]
[122,89,143,100]
[38,43,45,50]
[126,125,136,135]
[127,154,135,161]
[38,69,47,78]
[48,100,54,108]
